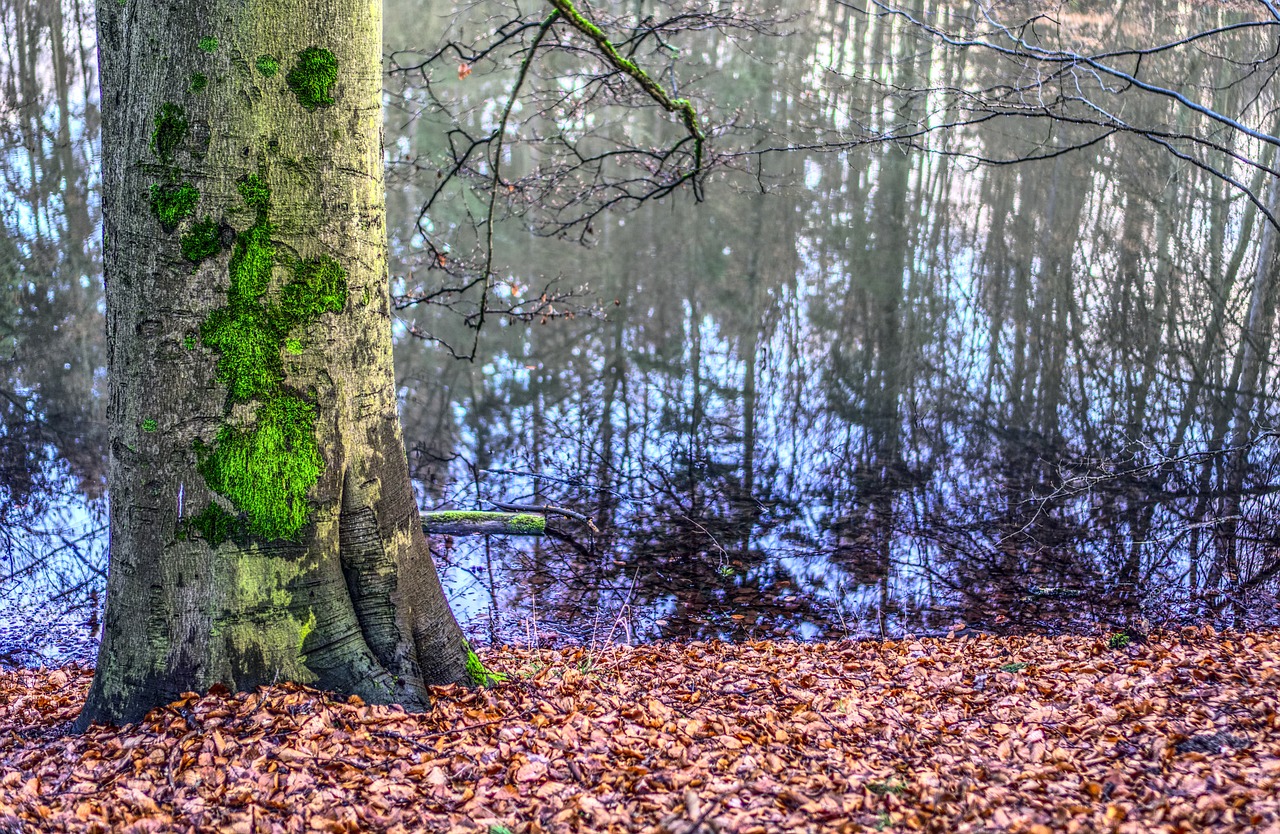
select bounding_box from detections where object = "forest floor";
[1,629,1279,833]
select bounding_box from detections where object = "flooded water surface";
[4,0,1280,663]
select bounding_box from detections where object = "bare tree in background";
[381,0,781,358]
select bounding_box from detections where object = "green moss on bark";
[188,502,243,546]
[282,256,347,320]
[196,395,323,541]
[150,181,199,231]
[286,47,338,110]
[151,103,188,164]
[180,217,221,263]
[198,36,218,53]
[424,510,546,534]
[197,172,347,541]
[189,72,208,93]
[147,103,201,232]
[255,55,280,77]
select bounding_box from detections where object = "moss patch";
[188,502,244,547]
[198,36,218,53]
[180,217,221,264]
[150,182,199,232]
[464,642,507,687]
[196,395,323,541]
[196,173,347,541]
[146,103,201,233]
[255,54,280,77]
[151,103,188,164]
[282,256,347,320]
[141,418,158,433]
[286,47,338,110]
[188,72,208,93]
[423,510,546,534]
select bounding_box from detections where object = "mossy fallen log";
[422,511,546,536]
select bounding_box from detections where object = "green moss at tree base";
[286,47,338,110]
[463,641,507,687]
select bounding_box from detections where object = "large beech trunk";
[78,0,470,728]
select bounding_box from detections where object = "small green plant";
[999,662,1029,673]
[197,36,218,53]
[873,811,892,831]
[184,334,197,350]
[1108,632,1131,650]
[717,564,735,578]
[141,418,158,433]
[488,826,514,834]
[868,779,907,796]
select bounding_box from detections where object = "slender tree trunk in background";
[1213,173,1280,591]
[78,0,470,728]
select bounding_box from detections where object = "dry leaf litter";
[2,628,1279,833]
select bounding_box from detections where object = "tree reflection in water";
[0,0,105,665]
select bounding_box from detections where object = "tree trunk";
[78,0,470,728]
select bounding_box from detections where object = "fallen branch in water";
[487,500,598,533]
[422,511,546,536]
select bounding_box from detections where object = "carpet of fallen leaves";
[3,628,1280,833]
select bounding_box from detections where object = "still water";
[4,0,1280,664]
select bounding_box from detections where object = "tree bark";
[78,0,470,728]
